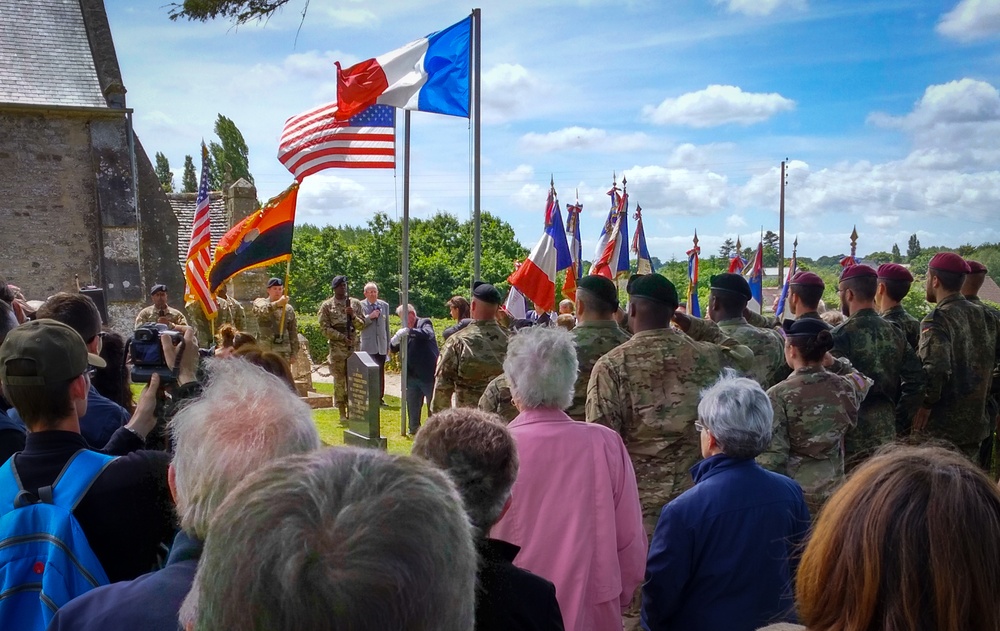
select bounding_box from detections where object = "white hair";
[396,303,416,317]
[168,358,320,540]
[364,282,379,292]
[503,326,578,410]
[698,370,773,459]
[180,447,476,631]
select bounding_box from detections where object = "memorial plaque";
[344,351,387,450]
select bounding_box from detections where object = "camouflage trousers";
[328,345,352,406]
[632,451,699,535]
[259,338,294,368]
[845,402,896,472]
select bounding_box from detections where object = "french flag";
[335,17,471,120]
[507,186,573,314]
[591,183,629,279]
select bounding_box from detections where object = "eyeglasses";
[694,421,706,433]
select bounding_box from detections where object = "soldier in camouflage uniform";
[565,275,632,421]
[586,274,754,530]
[478,373,518,423]
[962,260,1000,469]
[876,263,920,350]
[432,282,508,412]
[759,318,872,515]
[914,253,1000,462]
[135,284,188,328]
[707,273,787,389]
[833,265,925,465]
[184,283,245,347]
[318,275,364,419]
[252,277,299,364]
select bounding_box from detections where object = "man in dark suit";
[391,304,439,435]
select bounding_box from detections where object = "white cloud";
[642,85,796,127]
[622,165,729,215]
[864,214,899,228]
[317,6,380,28]
[519,127,650,153]
[726,213,748,229]
[937,0,1000,42]
[714,0,807,17]
[482,63,546,124]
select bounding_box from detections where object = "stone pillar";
[224,178,266,338]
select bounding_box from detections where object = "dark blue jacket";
[641,455,810,631]
[9,386,129,449]
[47,531,200,631]
[392,317,439,384]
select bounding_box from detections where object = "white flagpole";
[400,110,411,437]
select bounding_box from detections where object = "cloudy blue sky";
[105,0,1000,262]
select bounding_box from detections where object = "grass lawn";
[310,382,422,455]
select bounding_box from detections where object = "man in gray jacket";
[360,282,391,405]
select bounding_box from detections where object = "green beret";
[628,274,679,307]
[577,275,618,309]
[709,273,752,301]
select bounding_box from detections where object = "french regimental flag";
[507,183,573,314]
[335,16,471,120]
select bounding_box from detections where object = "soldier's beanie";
[782,317,832,338]
[330,275,348,289]
[472,281,502,305]
[267,277,284,288]
[628,274,679,307]
[577,275,618,309]
[149,284,167,296]
[929,252,971,275]
[967,260,988,274]
[840,264,877,282]
[709,273,752,300]
[876,263,913,282]
[789,271,825,288]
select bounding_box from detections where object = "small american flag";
[184,142,218,319]
[278,103,395,180]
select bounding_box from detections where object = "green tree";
[168,0,300,24]
[891,243,902,263]
[866,251,894,265]
[181,155,198,193]
[718,238,736,259]
[208,114,253,190]
[907,234,922,261]
[154,152,174,192]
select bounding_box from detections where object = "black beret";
[330,275,348,289]
[149,284,167,296]
[782,318,832,338]
[628,274,679,307]
[472,281,502,305]
[578,275,618,309]
[267,277,283,288]
[709,273,752,300]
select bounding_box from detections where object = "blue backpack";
[0,449,116,630]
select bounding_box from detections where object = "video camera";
[129,323,182,384]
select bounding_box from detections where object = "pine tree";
[182,155,198,193]
[154,152,173,192]
[891,243,902,263]
[907,234,922,261]
[719,238,735,259]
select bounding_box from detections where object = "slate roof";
[168,193,230,269]
[0,0,107,108]
[980,276,1000,305]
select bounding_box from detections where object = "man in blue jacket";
[391,303,439,435]
[641,372,810,631]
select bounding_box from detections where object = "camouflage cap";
[967,260,988,274]
[709,273,752,300]
[789,271,825,288]
[840,264,877,281]
[876,263,913,282]
[472,281,502,305]
[929,252,971,275]
[0,319,106,386]
[577,275,618,309]
[628,274,679,307]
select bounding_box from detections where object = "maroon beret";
[840,264,877,281]
[876,263,913,282]
[929,252,971,275]
[967,260,988,274]
[789,271,825,287]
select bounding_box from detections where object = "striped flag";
[507,182,573,314]
[632,205,655,275]
[562,197,583,301]
[184,143,218,320]
[686,232,701,318]
[278,103,395,180]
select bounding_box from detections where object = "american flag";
[278,103,395,180]
[184,143,218,319]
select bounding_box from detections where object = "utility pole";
[777,159,787,284]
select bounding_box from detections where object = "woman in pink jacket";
[491,326,647,631]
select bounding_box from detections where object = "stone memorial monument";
[344,351,387,450]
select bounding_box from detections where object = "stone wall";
[0,112,102,297]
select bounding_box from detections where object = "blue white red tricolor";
[507,182,573,314]
[591,177,630,279]
[686,232,701,318]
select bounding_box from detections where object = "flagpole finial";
[621,175,627,187]
[849,226,859,256]
[550,174,554,188]
[793,236,799,249]
[735,236,742,250]
[613,171,617,185]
